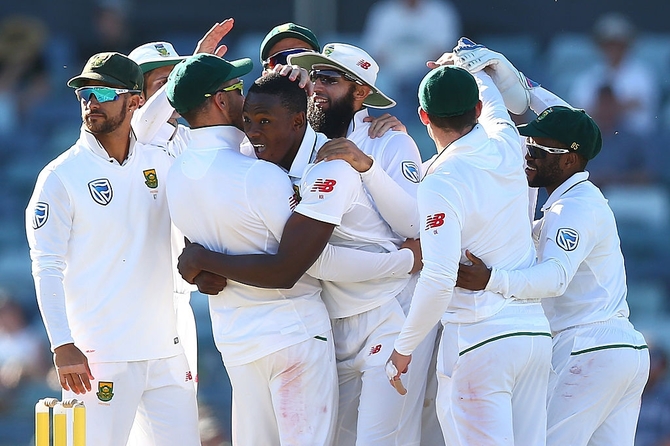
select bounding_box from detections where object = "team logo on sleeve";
[425,213,445,231]
[88,179,113,206]
[556,227,579,251]
[311,179,337,193]
[143,169,158,189]
[32,202,49,229]
[401,161,420,183]
[97,381,114,402]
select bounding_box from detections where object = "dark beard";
[308,86,356,138]
[528,155,564,189]
[84,97,128,135]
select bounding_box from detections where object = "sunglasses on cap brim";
[75,86,141,103]
[525,137,571,159]
[263,48,315,70]
[204,80,244,97]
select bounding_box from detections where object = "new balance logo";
[369,344,382,355]
[425,213,445,230]
[185,371,193,382]
[311,179,337,193]
[357,59,371,70]
[289,194,298,211]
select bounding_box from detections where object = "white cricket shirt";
[166,126,331,367]
[487,172,631,333]
[395,72,540,355]
[347,109,422,240]
[292,126,411,318]
[26,126,182,362]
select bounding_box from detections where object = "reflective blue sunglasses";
[75,86,141,103]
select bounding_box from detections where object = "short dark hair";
[426,107,478,133]
[248,72,307,115]
[179,98,209,124]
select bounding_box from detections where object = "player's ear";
[418,107,431,125]
[353,85,371,101]
[292,111,306,130]
[128,94,142,111]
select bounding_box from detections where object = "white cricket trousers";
[332,298,412,446]
[64,354,200,446]
[226,331,338,446]
[546,317,649,446]
[437,302,553,446]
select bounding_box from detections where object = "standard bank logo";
[401,161,420,183]
[32,202,49,229]
[556,227,579,251]
[88,179,113,206]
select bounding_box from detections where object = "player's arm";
[26,170,93,394]
[458,203,594,298]
[388,178,462,381]
[180,212,335,289]
[316,137,421,239]
[394,178,462,355]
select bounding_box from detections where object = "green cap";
[165,53,253,115]
[68,52,143,90]
[518,106,603,160]
[418,66,479,117]
[260,22,320,62]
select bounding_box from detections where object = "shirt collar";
[80,124,137,166]
[424,123,488,176]
[187,125,246,153]
[346,108,370,138]
[541,171,590,211]
[288,124,320,179]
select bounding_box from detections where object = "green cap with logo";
[260,22,320,62]
[68,52,143,90]
[518,106,603,160]
[166,53,253,115]
[418,66,479,117]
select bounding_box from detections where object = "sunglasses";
[204,80,244,97]
[525,137,571,159]
[309,69,363,86]
[263,48,314,70]
[75,86,140,103]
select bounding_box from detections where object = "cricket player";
[128,40,198,392]
[289,43,438,445]
[25,52,199,446]
[387,60,553,445]
[164,56,417,445]
[455,46,649,445]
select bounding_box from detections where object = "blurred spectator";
[570,12,658,137]
[636,343,670,446]
[585,84,658,187]
[78,0,137,62]
[0,290,48,412]
[0,15,50,136]
[361,0,461,122]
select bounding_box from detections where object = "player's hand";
[401,238,423,274]
[178,242,207,284]
[315,138,372,172]
[456,249,491,291]
[364,113,406,138]
[269,64,315,96]
[193,271,228,295]
[53,343,94,394]
[194,18,234,58]
[386,350,411,395]
[426,52,457,69]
